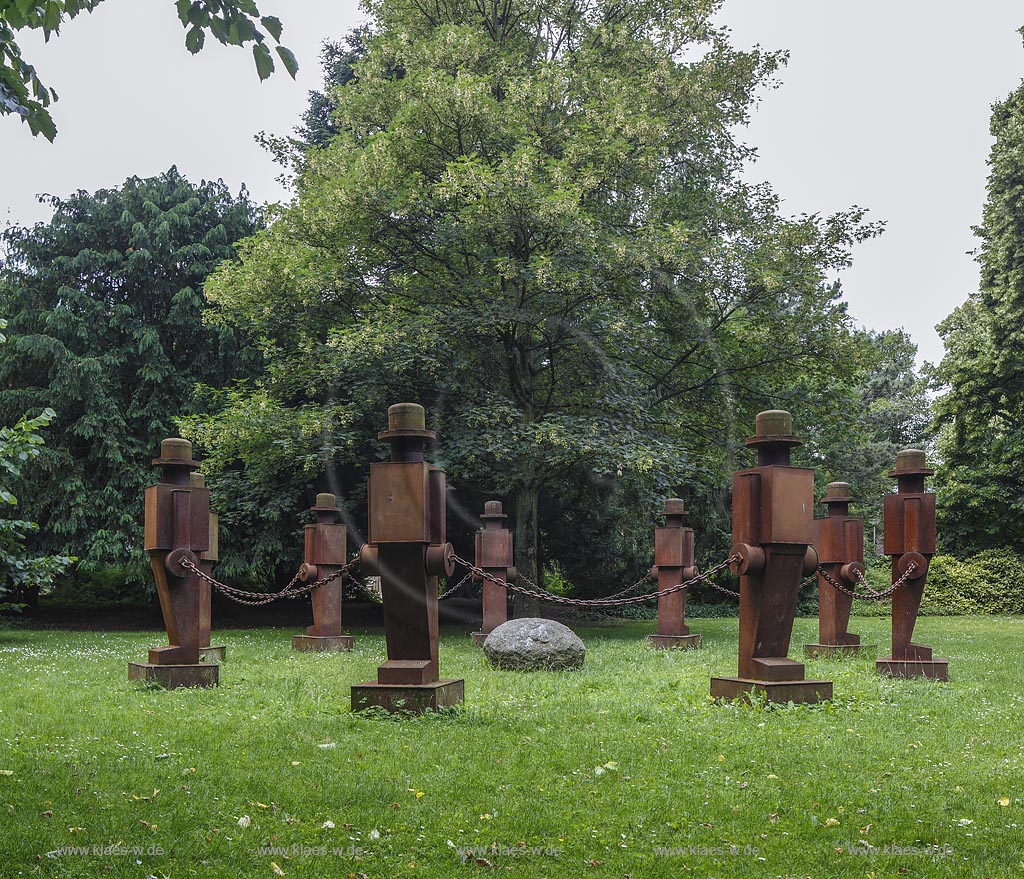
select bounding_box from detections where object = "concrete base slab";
[876,657,949,681]
[804,643,876,658]
[471,632,488,647]
[199,645,226,663]
[647,633,702,650]
[710,675,832,704]
[128,661,219,689]
[292,634,355,652]
[351,678,464,714]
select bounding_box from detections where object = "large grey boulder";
[483,618,586,671]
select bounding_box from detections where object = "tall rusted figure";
[876,449,947,680]
[352,404,464,712]
[191,472,226,663]
[711,411,831,703]
[804,482,872,657]
[471,501,514,647]
[293,493,354,652]
[129,438,218,688]
[647,498,701,650]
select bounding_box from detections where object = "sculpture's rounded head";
[744,409,803,449]
[663,497,687,517]
[821,481,855,505]
[889,448,934,478]
[482,500,506,519]
[190,472,206,488]
[312,492,339,513]
[152,437,199,470]
[378,402,437,442]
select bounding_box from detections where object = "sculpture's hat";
[152,437,200,470]
[662,497,688,519]
[311,492,340,513]
[888,449,934,478]
[744,410,803,449]
[481,500,507,520]
[821,481,855,505]
[378,403,436,441]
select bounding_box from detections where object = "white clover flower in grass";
[237,815,251,828]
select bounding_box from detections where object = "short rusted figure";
[877,450,947,680]
[470,501,514,647]
[647,498,701,650]
[191,472,226,663]
[711,411,831,703]
[128,438,218,688]
[352,404,464,712]
[804,482,872,658]
[292,493,354,652]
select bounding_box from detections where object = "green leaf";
[260,15,282,42]
[252,42,274,81]
[235,0,259,15]
[175,0,191,25]
[275,45,298,79]
[16,0,36,14]
[185,25,205,54]
[42,1,62,37]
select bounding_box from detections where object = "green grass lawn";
[1,616,1022,878]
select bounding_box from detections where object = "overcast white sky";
[1,1,1022,366]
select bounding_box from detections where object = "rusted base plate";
[710,675,832,704]
[199,645,226,663]
[470,632,488,647]
[647,633,702,651]
[876,657,949,681]
[291,634,355,652]
[351,679,464,714]
[804,643,876,658]
[128,661,219,689]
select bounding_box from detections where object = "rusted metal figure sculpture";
[292,493,354,652]
[711,411,831,703]
[647,498,701,650]
[191,472,226,663]
[470,501,514,647]
[876,449,947,680]
[129,438,218,688]
[804,482,872,657]
[352,404,464,712]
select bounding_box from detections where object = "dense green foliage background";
[0,3,1021,614]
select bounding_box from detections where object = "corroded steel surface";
[473,500,513,639]
[354,404,462,711]
[301,493,348,638]
[808,482,867,654]
[877,449,946,680]
[648,498,701,649]
[713,411,831,703]
[142,438,210,668]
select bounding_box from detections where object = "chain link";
[450,553,739,607]
[438,572,474,601]
[815,561,918,602]
[182,555,361,607]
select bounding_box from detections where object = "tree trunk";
[513,482,541,618]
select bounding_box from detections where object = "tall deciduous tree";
[193,0,878,610]
[0,167,262,576]
[933,57,1024,554]
[1,0,296,140]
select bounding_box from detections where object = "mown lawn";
[1,616,1021,878]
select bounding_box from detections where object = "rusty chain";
[450,552,739,608]
[602,569,659,601]
[438,572,474,601]
[815,561,918,602]
[181,555,361,608]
